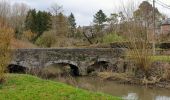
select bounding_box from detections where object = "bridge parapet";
[11,48,126,75]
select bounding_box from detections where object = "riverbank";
[51,76,170,100]
[0,74,121,100]
[97,72,170,89]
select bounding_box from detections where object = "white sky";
[9,0,170,26]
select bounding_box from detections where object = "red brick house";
[161,18,170,35]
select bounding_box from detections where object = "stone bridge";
[10,48,125,75]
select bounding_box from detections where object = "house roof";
[162,18,170,25]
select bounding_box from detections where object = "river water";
[52,76,170,100]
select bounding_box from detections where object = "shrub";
[101,33,124,43]
[35,31,56,47]
[22,30,35,41]
[0,27,13,83]
[125,23,153,78]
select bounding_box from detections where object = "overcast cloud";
[9,0,170,26]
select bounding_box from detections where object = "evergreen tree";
[68,13,76,37]
[25,9,37,33]
[25,9,52,42]
[93,10,107,32]
[36,11,52,38]
[93,10,107,26]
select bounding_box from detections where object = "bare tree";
[49,3,63,16]
[0,0,11,25]
[49,4,69,37]
[0,0,30,38]
[119,1,156,79]
[10,3,30,38]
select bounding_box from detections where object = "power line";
[155,0,170,9]
[147,0,170,9]
[156,0,170,7]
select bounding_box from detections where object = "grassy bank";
[0,74,121,100]
[152,56,170,62]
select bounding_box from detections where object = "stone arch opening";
[7,64,27,74]
[87,61,112,74]
[69,64,79,76]
[44,62,80,76]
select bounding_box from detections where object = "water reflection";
[123,93,138,100]
[52,76,170,100]
[155,96,170,100]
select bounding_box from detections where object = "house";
[161,18,170,35]
[82,26,94,37]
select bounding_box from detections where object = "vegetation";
[22,30,35,41]
[0,74,121,100]
[134,1,162,28]
[101,33,124,43]
[25,9,52,42]
[0,1,29,39]
[93,10,107,26]
[93,10,107,38]
[151,56,170,62]
[68,13,76,37]
[0,26,13,83]
[119,1,165,79]
[107,13,119,33]
[0,0,167,48]
[0,0,169,89]
[35,31,56,47]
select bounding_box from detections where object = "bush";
[22,30,35,41]
[125,23,153,78]
[35,31,56,47]
[101,33,124,43]
[0,27,13,83]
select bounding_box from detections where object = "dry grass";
[0,26,13,83]
[97,72,130,81]
[10,38,37,49]
[123,20,153,78]
[52,37,88,48]
[127,46,152,71]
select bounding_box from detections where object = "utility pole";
[153,0,156,55]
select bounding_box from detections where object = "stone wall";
[11,48,125,75]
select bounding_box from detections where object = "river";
[52,76,170,100]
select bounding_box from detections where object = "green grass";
[101,33,125,43]
[151,56,170,62]
[0,74,121,100]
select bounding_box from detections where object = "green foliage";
[151,56,170,62]
[25,9,37,33]
[0,74,121,100]
[93,10,107,25]
[25,9,52,42]
[68,13,76,37]
[35,31,56,47]
[93,10,107,32]
[36,11,52,34]
[101,33,124,43]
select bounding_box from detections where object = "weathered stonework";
[11,48,125,75]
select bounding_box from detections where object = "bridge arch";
[7,64,28,73]
[87,59,113,74]
[44,60,80,76]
